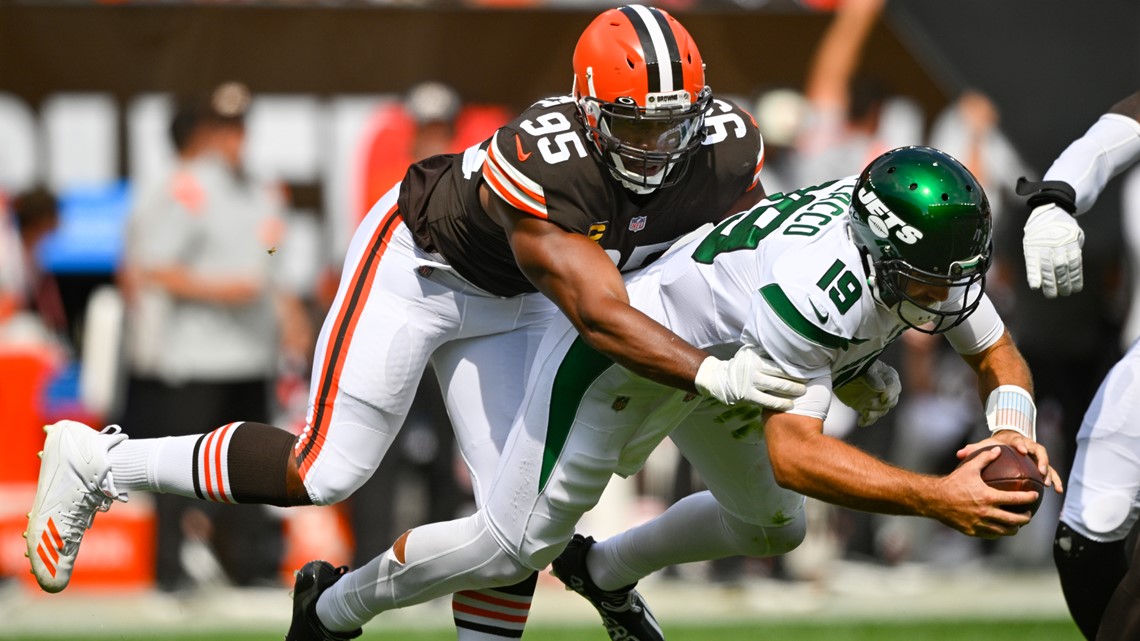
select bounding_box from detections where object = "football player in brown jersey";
[26,6,807,641]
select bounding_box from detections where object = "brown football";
[958,444,1045,516]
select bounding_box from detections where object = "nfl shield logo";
[629,216,647,232]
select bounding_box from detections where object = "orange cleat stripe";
[36,545,57,577]
[41,531,59,562]
[46,518,64,551]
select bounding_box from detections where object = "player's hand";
[695,346,806,411]
[958,434,1064,493]
[931,447,1035,538]
[833,360,901,427]
[1023,203,1085,298]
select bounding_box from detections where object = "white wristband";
[985,385,1037,441]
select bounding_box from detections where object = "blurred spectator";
[1121,168,1140,349]
[929,90,1034,241]
[751,87,808,196]
[117,81,312,592]
[0,187,66,343]
[790,0,923,188]
[355,81,511,224]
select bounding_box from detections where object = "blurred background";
[0,0,1137,636]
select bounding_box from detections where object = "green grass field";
[3,619,1083,641]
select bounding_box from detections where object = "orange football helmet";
[573,4,711,193]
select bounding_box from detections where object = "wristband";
[985,385,1036,441]
[1015,177,1077,214]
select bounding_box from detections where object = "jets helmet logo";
[858,186,923,245]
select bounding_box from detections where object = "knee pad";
[460,530,533,588]
[724,510,807,558]
[1077,493,1135,541]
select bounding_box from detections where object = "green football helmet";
[848,146,993,334]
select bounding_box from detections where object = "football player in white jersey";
[284,146,1062,641]
[25,6,806,641]
[1018,89,1140,641]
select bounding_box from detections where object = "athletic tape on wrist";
[985,385,1037,441]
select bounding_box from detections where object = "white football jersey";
[626,176,1004,418]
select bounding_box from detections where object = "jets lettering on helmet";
[857,186,923,244]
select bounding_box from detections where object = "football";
[958,444,1046,516]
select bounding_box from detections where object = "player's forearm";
[961,331,1033,405]
[148,266,262,305]
[766,415,934,517]
[509,214,709,393]
[572,295,706,393]
[1041,109,1140,215]
[805,0,884,102]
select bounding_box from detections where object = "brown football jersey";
[400,94,764,297]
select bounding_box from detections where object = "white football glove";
[834,360,901,427]
[694,346,806,411]
[1023,203,1085,298]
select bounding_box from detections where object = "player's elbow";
[766,418,826,493]
[768,456,804,492]
[567,298,625,353]
[766,434,804,490]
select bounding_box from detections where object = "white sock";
[588,492,747,591]
[317,552,395,633]
[316,512,521,632]
[455,630,515,641]
[108,435,199,496]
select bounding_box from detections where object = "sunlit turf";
[4,618,1083,641]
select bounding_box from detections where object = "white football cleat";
[25,420,128,593]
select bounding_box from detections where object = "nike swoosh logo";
[808,299,829,324]
[515,134,532,162]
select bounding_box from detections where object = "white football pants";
[1061,339,1140,542]
[327,310,807,619]
[295,183,557,507]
